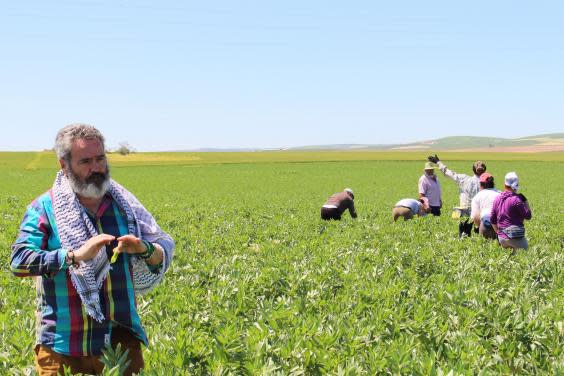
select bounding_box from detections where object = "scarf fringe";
[68,265,105,323]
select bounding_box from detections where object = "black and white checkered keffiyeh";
[52,170,174,322]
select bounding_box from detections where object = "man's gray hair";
[54,123,105,160]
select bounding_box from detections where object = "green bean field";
[1,151,562,374]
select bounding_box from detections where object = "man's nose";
[90,159,106,172]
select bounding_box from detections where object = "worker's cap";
[504,172,519,191]
[479,172,494,184]
[424,162,436,170]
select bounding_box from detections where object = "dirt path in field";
[25,152,47,170]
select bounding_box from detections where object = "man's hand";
[428,154,440,164]
[114,235,147,255]
[115,235,164,266]
[75,234,116,262]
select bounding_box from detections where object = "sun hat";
[504,172,519,191]
[424,162,436,170]
[479,172,493,184]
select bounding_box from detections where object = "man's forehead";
[71,138,105,157]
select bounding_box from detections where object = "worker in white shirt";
[470,173,501,239]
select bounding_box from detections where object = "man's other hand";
[517,193,527,202]
[427,154,440,164]
[114,235,147,255]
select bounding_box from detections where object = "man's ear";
[59,158,67,171]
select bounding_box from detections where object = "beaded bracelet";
[139,240,155,260]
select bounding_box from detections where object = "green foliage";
[1,155,562,374]
[99,343,131,375]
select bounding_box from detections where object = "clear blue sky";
[1,1,562,151]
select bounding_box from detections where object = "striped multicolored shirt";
[11,191,172,356]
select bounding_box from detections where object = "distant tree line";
[114,142,134,155]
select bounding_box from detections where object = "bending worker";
[490,172,532,250]
[470,173,500,239]
[392,197,430,221]
[321,188,357,220]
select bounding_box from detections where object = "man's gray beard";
[67,168,111,199]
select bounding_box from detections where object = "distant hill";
[289,133,564,153]
[188,147,259,152]
[289,143,397,151]
[173,133,564,153]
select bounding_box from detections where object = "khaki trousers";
[34,326,144,376]
[392,206,414,221]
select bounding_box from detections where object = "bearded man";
[11,124,174,375]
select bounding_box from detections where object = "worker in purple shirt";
[418,162,442,216]
[490,172,532,250]
[321,188,357,220]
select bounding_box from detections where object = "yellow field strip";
[1,150,563,169]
